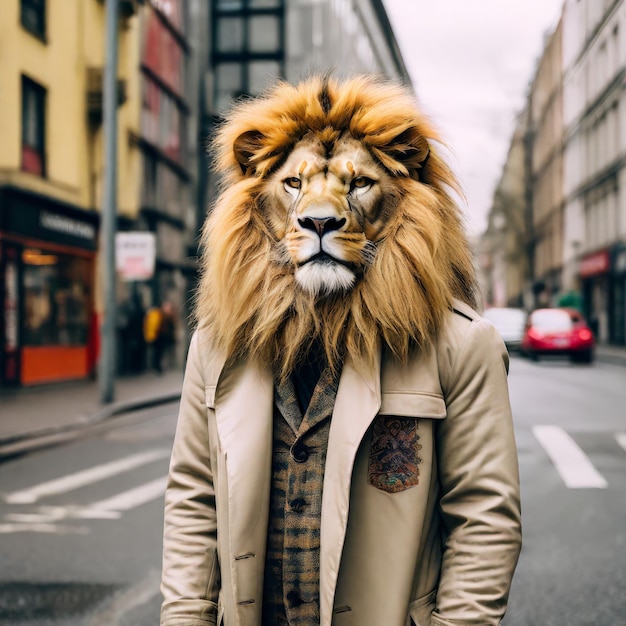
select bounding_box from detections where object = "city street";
[0,356,625,625]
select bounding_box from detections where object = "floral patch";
[368,416,422,493]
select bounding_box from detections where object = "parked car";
[483,307,527,352]
[521,308,595,363]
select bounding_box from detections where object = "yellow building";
[0,0,143,386]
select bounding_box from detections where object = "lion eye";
[284,177,301,190]
[351,176,373,190]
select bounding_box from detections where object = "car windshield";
[530,309,573,332]
[484,308,527,326]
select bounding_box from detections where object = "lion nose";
[298,216,346,237]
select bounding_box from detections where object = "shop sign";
[579,250,610,279]
[40,211,96,242]
[116,232,156,281]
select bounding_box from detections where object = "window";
[22,249,91,347]
[212,0,285,113]
[21,76,46,177]
[21,0,46,39]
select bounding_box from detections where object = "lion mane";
[196,75,477,379]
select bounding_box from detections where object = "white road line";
[533,425,607,489]
[88,569,161,626]
[0,522,89,535]
[4,449,171,504]
[88,475,168,512]
[615,432,626,452]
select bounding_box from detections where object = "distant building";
[482,107,533,309]
[201,0,412,215]
[482,0,626,347]
[530,18,564,307]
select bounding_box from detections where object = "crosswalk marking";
[4,449,171,504]
[88,476,168,512]
[2,476,169,533]
[615,432,626,452]
[532,425,608,489]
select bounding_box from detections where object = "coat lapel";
[214,359,274,613]
[319,347,382,625]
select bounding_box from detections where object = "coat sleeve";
[161,331,220,626]
[431,317,522,626]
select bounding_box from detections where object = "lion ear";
[233,130,265,176]
[386,128,431,181]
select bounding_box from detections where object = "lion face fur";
[197,75,477,379]
[265,133,389,296]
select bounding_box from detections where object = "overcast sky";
[382,0,564,236]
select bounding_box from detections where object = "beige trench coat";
[161,300,522,626]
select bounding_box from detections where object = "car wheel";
[581,350,593,364]
[571,350,593,364]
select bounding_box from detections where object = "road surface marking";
[4,449,171,504]
[88,569,161,626]
[0,522,89,535]
[615,432,626,452]
[532,425,608,489]
[88,475,168,512]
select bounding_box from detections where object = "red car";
[521,308,595,363]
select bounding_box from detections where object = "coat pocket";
[408,589,437,626]
[368,416,422,493]
[368,392,446,494]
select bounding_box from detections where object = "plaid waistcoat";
[261,364,340,626]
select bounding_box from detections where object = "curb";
[595,353,626,367]
[0,391,181,461]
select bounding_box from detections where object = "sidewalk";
[0,369,183,459]
[595,343,626,367]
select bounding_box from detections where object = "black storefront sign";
[0,186,98,251]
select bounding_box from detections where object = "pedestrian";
[153,300,176,373]
[143,303,162,372]
[127,290,146,373]
[161,76,521,626]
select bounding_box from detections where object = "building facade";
[562,0,626,344]
[0,0,142,387]
[0,0,204,388]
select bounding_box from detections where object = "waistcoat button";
[289,497,307,512]
[290,441,309,463]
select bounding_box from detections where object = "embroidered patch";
[368,416,422,493]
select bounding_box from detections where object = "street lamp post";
[100,0,120,404]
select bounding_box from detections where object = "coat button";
[290,442,309,463]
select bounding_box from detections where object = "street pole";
[100,0,120,404]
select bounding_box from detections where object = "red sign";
[579,250,610,278]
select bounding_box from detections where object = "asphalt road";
[0,402,179,626]
[503,354,626,626]
[0,355,624,625]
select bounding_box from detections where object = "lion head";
[197,75,477,379]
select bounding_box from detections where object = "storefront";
[0,187,98,387]
[579,248,611,343]
[612,243,626,346]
